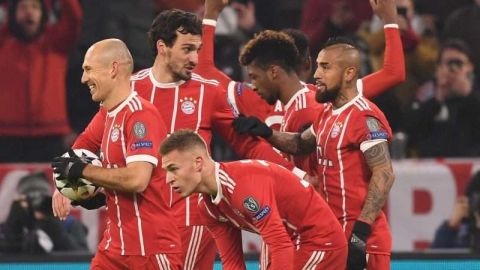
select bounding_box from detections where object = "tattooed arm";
[358,141,395,223]
[267,128,317,156]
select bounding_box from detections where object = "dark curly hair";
[7,0,49,42]
[239,30,299,72]
[147,9,202,57]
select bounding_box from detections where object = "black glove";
[232,115,273,138]
[347,220,372,270]
[71,193,106,209]
[51,149,88,180]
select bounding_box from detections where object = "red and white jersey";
[129,69,296,227]
[310,94,392,254]
[199,160,346,270]
[280,87,321,175]
[75,92,181,256]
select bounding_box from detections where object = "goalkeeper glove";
[51,149,88,180]
[347,220,371,270]
[71,193,106,210]
[233,115,273,138]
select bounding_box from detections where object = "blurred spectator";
[300,0,373,57]
[432,171,480,251]
[253,0,305,29]
[444,0,480,84]
[0,172,88,253]
[404,39,480,157]
[359,0,439,132]
[415,0,471,33]
[0,0,82,162]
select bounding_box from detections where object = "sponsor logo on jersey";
[133,122,146,138]
[253,206,271,221]
[180,97,197,114]
[130,140,153,150]
[331,122,343,138]
[111,127,120,142]
[243,196,260,213]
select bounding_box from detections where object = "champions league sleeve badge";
[133,122,147,138]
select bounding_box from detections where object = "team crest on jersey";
[110,125,121,142]
[243,196,260,213]
[180,97,197,115]
[331,122,343,138]
[133,122,146,138]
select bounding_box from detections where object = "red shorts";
[260,242,348,270]
[90,249,182,270]
[180,225,217,270]
[367,253,390,270]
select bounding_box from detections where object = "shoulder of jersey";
[191,73,220,87]
[352,96,377,114]
[126,94,156,114]
[130,68,151,81]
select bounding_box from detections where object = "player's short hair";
[439,39,473,62]
[239,30,299,72]
[160,129,207,156]
[281,28,310,68]
[148,9,202,57]
[322,36,358,50]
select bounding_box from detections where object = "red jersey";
[310,94,392,255]
[280,87,321,175]
[129,70,296,227]
[220,25,405,132]
[74,92,181,256]
[199,160,346,270]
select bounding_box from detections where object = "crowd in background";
[1,0,480,163]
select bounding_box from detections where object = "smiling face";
[81,46,114,103]
[246,62,279,105]
[163,32,202,81]
[162,149,202,198]
[313,48,344,103]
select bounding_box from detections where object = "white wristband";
[203,19,217,26]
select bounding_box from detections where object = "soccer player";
[234,0,401,179]
[51,39,182,269]
[200,0,405,131]
[160,129,348,270]
[233,25,396,270]
[53,8,302,270]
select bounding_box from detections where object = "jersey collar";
[332,92,361,115]
[149,68,186,88]
[107,91,137,117]
[211,162,224,205]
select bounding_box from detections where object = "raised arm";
[48,0,83,53]
[362,0,405,99]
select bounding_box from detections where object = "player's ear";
[343,66,357,83]
[268,65,278,80]
[194,156,203,172]
[156,40,167,55]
